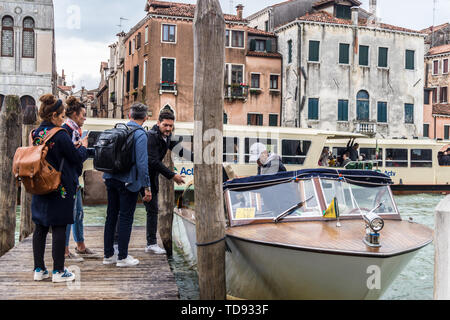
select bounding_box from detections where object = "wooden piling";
[19,105,38,241]
[0,96,23,257]
[434,195,450,300]
[158,151,175,257]
[193,0,226,300]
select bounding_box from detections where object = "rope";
[196,236,226,247]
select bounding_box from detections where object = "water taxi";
[174,168,433,299]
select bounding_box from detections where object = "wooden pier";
[0,226,179,300]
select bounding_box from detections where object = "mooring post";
[19,105,38,241]
[158,151,175,257]
[0,96,23,257]
[193,0,226,300]
[434,195,450,300]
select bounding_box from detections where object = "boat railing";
[344,160,377,170]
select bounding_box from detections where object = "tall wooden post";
[434,195,450,299]
[158,151,174,257]
[193,0,226,300]
[0,96,22,257]
[19,105,38,241]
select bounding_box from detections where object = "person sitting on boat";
[318,147,330,167]
[442,149,450,166]
[250,142,286,175]
[346,138,359,161]
[341,152,351,167]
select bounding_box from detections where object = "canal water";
[14,194,444,300]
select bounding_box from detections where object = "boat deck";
[226,219,433,257]
[0,226,179,300]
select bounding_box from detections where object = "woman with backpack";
[31,94,88,283]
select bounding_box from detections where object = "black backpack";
[93,123,144,174]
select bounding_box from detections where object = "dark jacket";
[61,123,89,178]
[31,122,87,227]
[147,124,192,194]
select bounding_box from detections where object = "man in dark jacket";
[144,111,190,254]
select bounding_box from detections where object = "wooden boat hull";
[225,236,417,300]
[173,213,432,300]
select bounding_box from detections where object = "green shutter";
[309,41,320,62]
[377,102,387,123]
[308,98,319,120]
[247,114,252,125]
[162,59,175,83]
[359,45,369,66]
[338,100,348,121]
[378,47,388,68]
[126,71,130,92]
[288,40,292,63]
[445,126,449,140]
[269,114,278,126]
[250,39,256,51]
[406,50,415,70]
[423,124,429,138]
[339,44,349,64]
[266,39,272,52]
[405,103,414,123]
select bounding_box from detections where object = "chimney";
[351,7,359,26]
[369,0,378,25]
[236,4,244,20]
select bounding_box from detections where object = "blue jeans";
[65,189,84,247]
[104,179,139,260]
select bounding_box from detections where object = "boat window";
[411,149,432,168]
[360,148,383,166]
[245,138,278,163]
[228,180,321,221]
[320,179,397,216]
[281,140,311,165]
[224,137,239,163]
[385,149,408,167]
[172,135,193,163]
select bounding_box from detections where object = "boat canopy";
[223,168,393,191]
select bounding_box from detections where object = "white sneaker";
[52,269,75,283]
[116,255,139,267]
[65,252,84,263]
[103,254,118,265]
[34,268,50,281]
[145,244,166,255]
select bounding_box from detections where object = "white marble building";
[0,0,56,110]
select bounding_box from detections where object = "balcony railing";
[225,84,248,100]
[355,122,377,134]
[159,82,177,95]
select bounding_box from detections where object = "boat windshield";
[227,180,322,220]
[227,178,398,222]
[319,179,397,216]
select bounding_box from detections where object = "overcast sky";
[54,0,450,90]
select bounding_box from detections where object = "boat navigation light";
[363,205,384,248]
[364,211,384,232]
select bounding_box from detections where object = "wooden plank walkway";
[0,226,179,300]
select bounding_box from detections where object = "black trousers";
[33,224,66,272]
[141,189,159,246]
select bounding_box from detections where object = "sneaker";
[103,254,118,265]
[52,269,75,283]
[116,255,139,267]
[65,252,84,263]
[145,244,166,255]
[34,268,50,281]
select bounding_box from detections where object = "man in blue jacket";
[103,103,152,267]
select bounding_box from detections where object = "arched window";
[20,95,36,111]
[1,16,14,57]
[356,90,370,121]
[23,17,35,58]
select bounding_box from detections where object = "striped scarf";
[64,118,82,144]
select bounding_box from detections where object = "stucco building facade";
[0,0,56,110]
[424,44,450,140]
[270,0,425,138]
[118,0,281,126]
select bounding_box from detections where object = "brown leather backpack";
[12,127,65,195]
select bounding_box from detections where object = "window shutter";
[359,45,369,66]
[406,50,415,70]
[338,100,348,121]
[405,103,414,124]
[445,126,449,140]
[266,39,272,52]
[133,65,139,89]
[339,44,349,64]
[247,114,252,125]
[308,98,319,120]
[423,124,429,138]
[288,40,292,63]
[378,47,388,68]
[250,39,256,51]
[377,102,387,123]
[126,71,130,92]
[269,114,278,126]
[309,41,319,62]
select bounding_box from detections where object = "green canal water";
[14,194,444,300]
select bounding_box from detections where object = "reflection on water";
[14,194,445,300]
